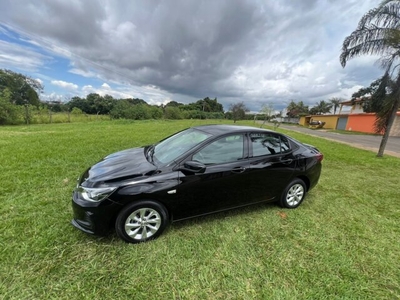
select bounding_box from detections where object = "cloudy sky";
[0,0,384,111]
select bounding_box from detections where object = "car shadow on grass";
[72,230,120,244]
[170,201,278,230]
[71,195,318,244]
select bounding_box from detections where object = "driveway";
[272,124,400,158]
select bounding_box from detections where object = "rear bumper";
[308,162,322,191]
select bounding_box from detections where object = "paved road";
[274,124,400,158]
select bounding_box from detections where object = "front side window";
[193,134,244,164]
[154,129,211,164]
[250,133,290,157]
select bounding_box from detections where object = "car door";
[172,133,251,219]
[245,132,296,202]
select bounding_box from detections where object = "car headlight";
[77,186,117,202]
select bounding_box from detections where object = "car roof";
[192,124,275,136]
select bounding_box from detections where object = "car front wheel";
[115,201,169,243]
[280,179,306,208]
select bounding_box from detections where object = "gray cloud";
[0,0,383,111]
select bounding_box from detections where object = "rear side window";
[250,133,290,157]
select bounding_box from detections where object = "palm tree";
[329,97,342,115]
[340,0,400,157]
[310,100,333,115]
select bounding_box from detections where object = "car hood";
[80,147,157,187]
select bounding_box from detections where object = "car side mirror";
[180,160,206,174]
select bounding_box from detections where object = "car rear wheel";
[280,179,306,208]
[115,201,169,243]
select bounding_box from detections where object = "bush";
[0,99,22,125]
[71,107,83,115]
[164,107,183,119]
[149,106,163,119]
[110,101,162,120]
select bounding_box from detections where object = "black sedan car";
[72,125,323,243]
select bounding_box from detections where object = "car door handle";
[231,167,246,173]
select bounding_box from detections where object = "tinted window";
[193,134,244,164]
[250,133,290,157]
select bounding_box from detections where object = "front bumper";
[71,191,123,236]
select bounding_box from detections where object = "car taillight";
[316,153,324,162]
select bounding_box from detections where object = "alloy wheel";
[124,208,162,241]
[286,183,304,207]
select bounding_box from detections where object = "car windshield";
[153,128,212,164]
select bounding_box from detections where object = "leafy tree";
[340,0,400,157]
[259,103,274,127]
[110,100,162,120]
[351,75,397,133]
[0,69,43,107]
[86,93,105,114]
[309,100,332,115]
[133,104,151,120]
[110,100,132,119]
[125,98,148,106]
[209,97,224,113]
[102,95,116,113]
[351,77,387,113]
[48,102,63,112]
[67,94,116,115]
[149,106,163,119]
[109,100,141,119]
[286,100,309,117]
[173,97,224,114]
[67,96,89,113]
[165,101,184,108]
[193,97,224,112]
[195,99,210,112]
[229,102,249,123]
[183,110,207,119]
[179,103,199,111]
[164,106,183,119]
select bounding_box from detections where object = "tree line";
[63,95,226,120]
[0,69,230,124]
[0,68,282,125]
[285,98,342,118]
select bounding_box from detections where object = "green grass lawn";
[1,119,399,299]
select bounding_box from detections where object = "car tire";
[279,179,307,209]
[115,200,169,243]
